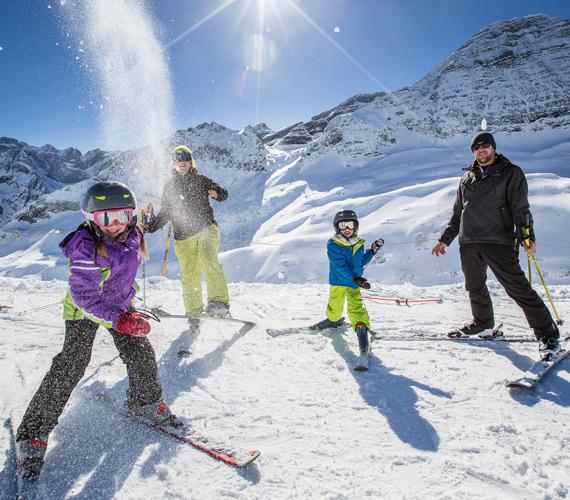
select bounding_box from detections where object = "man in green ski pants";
[145,146,231,319]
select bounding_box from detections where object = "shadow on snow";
[1,321,258,499]
[325,331,451,452]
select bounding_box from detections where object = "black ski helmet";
[81,181,137,231]
[333,209,359,233]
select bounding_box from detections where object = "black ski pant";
[459,243,556,340]
[17,318,162,442]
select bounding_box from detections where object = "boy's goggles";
[338,220,356,230]
[83,207,135,227]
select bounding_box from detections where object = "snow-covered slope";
[0,278,569,498]
[1,14,570,284]
[1,13,570,499]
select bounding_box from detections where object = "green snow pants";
[326,285,370,331]
[174,224,230,315]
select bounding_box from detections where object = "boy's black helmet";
[333,209,359,232]
[82,181,137,214]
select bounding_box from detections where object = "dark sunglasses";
[472,142,492,151]
[173,151,193,162]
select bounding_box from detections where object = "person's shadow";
[324,331,451,452]
[1,321,259,499]
[466,339,570,407]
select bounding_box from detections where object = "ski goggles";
[173,150,193,162]
[471,142,492,151]
[338,220,356,230]
[83,207,135,228]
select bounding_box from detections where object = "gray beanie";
[471,131,496,150]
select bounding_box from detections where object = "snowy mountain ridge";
[1,14,570,286]
[277,13,570,158]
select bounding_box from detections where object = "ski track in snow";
[0,277,569,498]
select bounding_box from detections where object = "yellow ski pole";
[527,254,532,287]
[161,224,172,277]
[523,227,563,325]
[530,254,562,325]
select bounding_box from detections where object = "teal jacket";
[327,235,374,288]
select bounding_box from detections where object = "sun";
[166,0,401,122]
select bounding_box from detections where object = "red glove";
[114,310,151,336]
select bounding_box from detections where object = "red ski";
[94,393,260,467]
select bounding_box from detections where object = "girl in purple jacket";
[16,182,181,481]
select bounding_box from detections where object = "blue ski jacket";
[327,235,374,288]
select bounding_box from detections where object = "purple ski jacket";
[60,225,142,327]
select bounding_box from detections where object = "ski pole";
[161,223,172,277]
[530,254,563,325]
[139,208,148,308]
[139,201,154,308]
[522,226,563,325]
[527,254,532,287]
[17,300,63,316]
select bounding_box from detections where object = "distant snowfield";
[1,145,570,287]
[0,277,569,498]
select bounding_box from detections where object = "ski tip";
[242,450,261,466]
[505,381,533,390]
[223,449,261,468]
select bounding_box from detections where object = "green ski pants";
[174,224,230,315]
[326,285,370,331]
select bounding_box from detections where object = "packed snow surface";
[0,277,569,498]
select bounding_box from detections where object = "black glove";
[353,274,371,289]
[516,214,535,248]
[370,238,384,254]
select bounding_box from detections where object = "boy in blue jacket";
[312,210,384,353]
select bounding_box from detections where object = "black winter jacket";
[148,169,228,240]
[439,154,534,246]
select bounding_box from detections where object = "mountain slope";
[0,278,569,498]
[1,14,569,285]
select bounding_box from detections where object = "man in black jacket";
[432,132,561,361]
[145,146,231,318]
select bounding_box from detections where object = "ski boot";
[355,322,369,354]
[448,320,497,339]
[15,435,48,481]
[129,400,183,429]
[204,301,231,319]
[539,337,563,362]
[309,317,345,331]
[187,315,201,331]
[353,323,371,371]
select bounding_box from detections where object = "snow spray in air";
[67,0,174,188]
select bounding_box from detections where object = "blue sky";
[1,0,570,152]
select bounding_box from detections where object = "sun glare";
[244,34,277,72]
[166,0,416,124]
